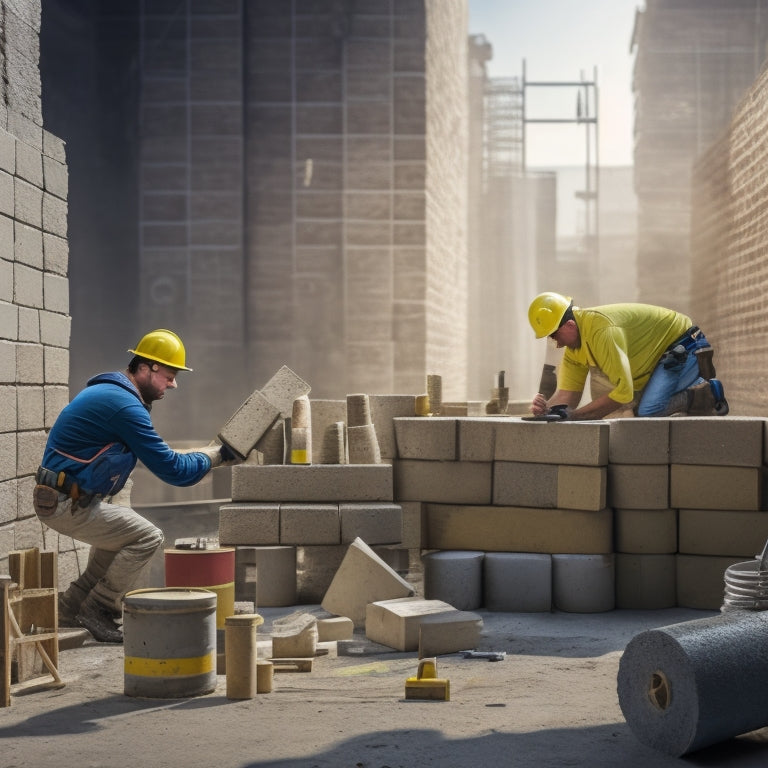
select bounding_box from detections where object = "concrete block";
[670,465,762,511]
[43,344,68,384]
[483,552,552,612]
[280,504,340,545]
[394,460,492,503]
[676,554,743,610]
[394,417,457,460]
[321,537,414,627]
[458,418,506,462]
[418,611,483,658]
[493,462,557,507]
[423,551,484,610]
[399,500,423,549]
[365,597,456,651]
[609,415,667,464]
[607,464,669,510]
[317,616,354,642]
[310,399,347,463]
[347,423,381,464]
[558,465,607,511]
[218,389,281,459]
[670,416,764,467]
[219,503,280,545]
[232,464,394,503]
[424,503,613,554]
[615,554,676,609]
[235,545,297,606]
[297,545,347,604]
[552,554,615,613]
[495,420,609,466]
[340,502,402,544]
[271,613,318,658]
[614,508,678,554]
[369,394,416,460]
[14,262,43,308]
[678,509,768,557]
[0,301,17,340]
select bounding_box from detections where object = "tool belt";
[35,466,96,508]
[666,326,704,353]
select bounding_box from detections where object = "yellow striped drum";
[123,588,217,698]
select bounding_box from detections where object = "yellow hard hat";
[528,292,573,339]
[128,329,192,371]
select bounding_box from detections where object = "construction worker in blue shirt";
[33,329,238,643]
[527,292,728,420]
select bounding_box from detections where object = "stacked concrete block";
[483,553,552,612]
[234,546,297,607]
[422,551,484,611]
[552,554,615,613]
[670,417,767,609]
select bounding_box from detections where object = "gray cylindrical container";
[123,587,218,698]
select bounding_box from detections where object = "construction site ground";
[5,605,768,768]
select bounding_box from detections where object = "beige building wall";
[0,0,75,571]
[690,63,768,416]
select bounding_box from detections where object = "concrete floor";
[4,606,768,767]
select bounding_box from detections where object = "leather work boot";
[76,597,124,643]
[686,380,729,416]
[58,593,82,628]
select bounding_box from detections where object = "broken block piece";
[270,612,318,658]
[418,610,483,658]
[321,537,414,627]
[366,597,457,652]
[317,616,354,642]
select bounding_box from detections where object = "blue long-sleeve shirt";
[41,371,211,496]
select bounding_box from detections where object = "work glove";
[548,404,570,420]
[195,440,242,468]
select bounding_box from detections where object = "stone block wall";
[690,61,768,417]
[0,0,80,576]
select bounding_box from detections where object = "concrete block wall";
[0,0,77,581]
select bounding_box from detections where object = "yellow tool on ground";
[404,657,450,701]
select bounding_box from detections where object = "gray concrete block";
[0,340,17,384]
[340,502,402,544]
[14,220,43,268]
[14,262,43,308]
[676,554,743,610]
[552,554,615,613]
[39,309,70,347]
[394,459,492,504]
[322,537,414,627]
[423,550,483,610]
[43,344,68,384]
[43,155,68,199]
[44,384,68,429]
[614,508,678,554]
[218,389,281,459]
[615,554,676,609]
[310,399,346,463]
[14,177,42,227]
[365,597,455,651]
[0,386,16,432]
[347,423,381,464]
[495,419,609,466]
[669,417,764,467]
[280,503,340,545]
[15,139,42,186]
[0,301,18,340]
[43,272,68,313]
[458,417,505,462]
[235,545,297,607]
[608,464,669,510]
[394,417,456,460]
[219,503,280,545]
[424,504,613,554]
[670,464,762,511]
[17,385,43,430]
[16,342,43,384]
[232,464,393,502]
[483,552,552,612]
[678,508,768,557]
[261,365,311,418]
[369,394,416,459]
[18,305,39,342]
[43,232,68,275]
[493,462,557,507]
[0,129,15,172]
[399,500,423,549]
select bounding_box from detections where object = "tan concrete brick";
[558,465,607,512]
[280,504,340,545]
[676,554,743,610]
[615,554,676,609]
[365,597,456,651]
[670,464,763,511]
[218,503,280,545]
[309,399,346,463]
[495,419,609,466]
[614,508,678,554]
[669,416,764,467]
[394,459,491,504]
[370,395,416,460]
[218,389,281,459]
[317,616,354,641]
[340,502,402,544]
[493,461,557,507]
[424,503,612,554]
[418,610,483,657]
[608,418,669,464]
[678,508,768,557]
[261,364,311,418]
[608,464,669,510]
[232,464,393,502]
[322,538,414,626]
[399,500,423,549]
[457,417,505,462]
[393,417,456,460]
[17,429,45,475]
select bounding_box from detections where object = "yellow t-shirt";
[558,304,692,404]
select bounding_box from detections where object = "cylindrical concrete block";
[225,613,264,700]
[552,554,615,613]
[236,546,297,607]
[257,660,274,693]
[423,551,484,610]
[484,552,551,612]
[615,554,676,609]
[618,611,768,756]
[346,393,371,427]
[291,426,312,464]
[426,375,442,415]
[347,423,381,464]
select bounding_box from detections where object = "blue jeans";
[637,334,709,416]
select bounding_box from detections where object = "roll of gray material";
[617,611,768,756]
